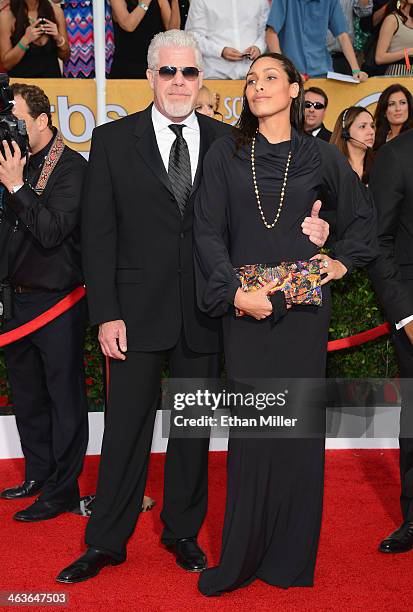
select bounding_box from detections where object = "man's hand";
[0,140,26,193]
[301,200,329,248]
[242,46,260,60]
[221,47,243,61]
[404,320,413,345]
[311,254,347,286]
[98,319,127,360]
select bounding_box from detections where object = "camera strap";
[33,130,65,194]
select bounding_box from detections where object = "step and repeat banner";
[11,77,413,157]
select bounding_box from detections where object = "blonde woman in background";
[195,85,215,117]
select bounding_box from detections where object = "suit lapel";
[190,114,209,197]
[133,105,176,202]
[191,113,215,196]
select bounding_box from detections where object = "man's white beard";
[164,99,193,118]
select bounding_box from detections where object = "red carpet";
[0,450,411,611]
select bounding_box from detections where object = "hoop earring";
[397,0,401,10]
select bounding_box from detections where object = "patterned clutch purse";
[233,260,322,313]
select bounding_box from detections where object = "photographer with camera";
[0,82,89,523]
[0,0,69,78]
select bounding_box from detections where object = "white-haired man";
[56,30,330,583]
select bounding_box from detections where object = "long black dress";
[194,130,378,595]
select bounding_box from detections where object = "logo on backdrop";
[49,91,385,154]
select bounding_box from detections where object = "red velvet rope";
[327,322,391,352]
[0,287,391,355]
[0,286,86,348]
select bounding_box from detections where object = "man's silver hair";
[147,29,203,70]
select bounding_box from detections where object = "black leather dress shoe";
[13,499,78,522]
[165,538,207,572]
[1,480,44,500]
[379,521,413,553]
[56,548,124,583]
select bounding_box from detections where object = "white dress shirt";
[185,0,270,79]
[311,127,322,137]
[396,315,413,331]
[151,105,200,183]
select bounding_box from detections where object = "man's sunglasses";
[305,101,326,110]
[155,66,201,81]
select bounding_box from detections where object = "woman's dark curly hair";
[236,52,305,147]
[10,0,56,45]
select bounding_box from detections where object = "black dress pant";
[391,281,413,520]
[3,292,88,505]
[85,332,220,560]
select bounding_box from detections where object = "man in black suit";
[0,84,88,520]
[57,31,330,584]
[368,129,413,553]
[304,87,332,142]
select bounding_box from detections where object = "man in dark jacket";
[368,129,413,553]
[0,84,88,521]
[304,87,332,142]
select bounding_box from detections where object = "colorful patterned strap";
[34,130,65,194]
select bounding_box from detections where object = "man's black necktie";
[168,124,192,216]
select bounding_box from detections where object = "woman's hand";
[38,18,59,40]
[311,254,347,286]
[23,20,43,44]
[234,281,280,320]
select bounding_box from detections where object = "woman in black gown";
[194,53,378,595]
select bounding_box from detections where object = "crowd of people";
[0,0,412,80]
[303,81,413,177]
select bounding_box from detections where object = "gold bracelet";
[56,36,66,48]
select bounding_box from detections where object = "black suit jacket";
[314,124,332,143]
[368,130,413,324]
[82,105,233,353]
[0,145,86,291]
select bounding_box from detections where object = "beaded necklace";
[251,133,292,230]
